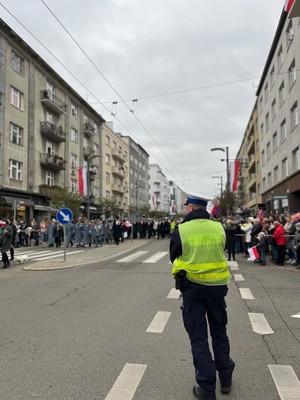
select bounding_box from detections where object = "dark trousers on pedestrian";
[277,245,285,265]
[180,277,235,398]
[227,246,235,261]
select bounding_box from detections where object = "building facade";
[148,164,169,213]
[168,180,185,216]
[0,19,105,221]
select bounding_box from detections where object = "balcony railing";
[112,184,126,194]
[40,121,66,142]
[112,166,125,178]
[83,122,95,136]
[39,184,61,197]
[40,153,66,171]
[111,148,125,162]
[40,90,66,114]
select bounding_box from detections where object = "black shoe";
[193,384,216,400]
[220,381,232,394]
[10,258,14,261]
[227,258,231,261]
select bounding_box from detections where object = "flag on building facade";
[229,160,240,192]
[285,0,295,12]
[78,167,87,196]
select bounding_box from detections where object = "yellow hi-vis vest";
[172,219,229,285]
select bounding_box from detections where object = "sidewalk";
[23,239,149,271]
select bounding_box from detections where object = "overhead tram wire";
[0,3,189,189]
[40,0,187,184]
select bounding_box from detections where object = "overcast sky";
[1,0,286,198]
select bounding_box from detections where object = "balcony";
[40,153,66,171]
[112,148,125,163]
[40,121,66,142]
[39,184,61,197]
[112,184,126,194]
[89,167,97,181]
[83,122,95,136]
[40,90,66,115]
[112,166,125,178]
[83,147,93,158]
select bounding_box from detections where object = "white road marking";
[268,365,300,400]
[291,312,300,318]
[167,288,181,299]
[233,274,245,281]
[14,250,53,256]
[142,251,169,263]
[104,363,147,400]
[34,250,84,261]
[146,311,171,333]
[230,265,239,271]
[239,288,254,300]
[116,251,149,263]
[227,260,238,268]
[19,251,56,259]
[248,313,274,335]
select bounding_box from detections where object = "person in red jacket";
[273,221,287,266]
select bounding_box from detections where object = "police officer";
[170,193,235,400]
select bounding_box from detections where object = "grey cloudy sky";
[1,0,285,197]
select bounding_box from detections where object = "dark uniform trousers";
[180,276,235,397]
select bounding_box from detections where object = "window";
[274,166,279,184]
[277,45,283,69]
[260,123,264,139]
[286,21,294,47]
[270,66,275,87]
[71,153,77,168]
[45,141,55,156]
[46,171,55,186]
[113,141,117,149]
[272,132,278,152]
[71,179,77,192]
[93,143,99,154]
[46,81,56,101]
[105,154,110,164]
[83,137,88,149]
[71,103,78,117]
[288,59,296,88]
[262,150,265,165]
[265,113,270,131]
[292,147,300,172]
[290,102,299,130]
[11,86,24,110]
[279,81,285,105]
[9,159,22,180]
[282,158,288,179]
[10,122,23,145]
[11,50,24,75]
[106,172,110,183]
[93,186,99,198]
[266,142,271,159]
[262,178,266,192]
[257,160,260,172]
[267,172,272,188]
[71,128,78,143]
[46,111,55,124]
[271,99,276,119]
[264,83,269,102]
[259,96,263,113]
[106,135,110,146]
[280,119,287,142]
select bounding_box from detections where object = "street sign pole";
[56,208,73,263]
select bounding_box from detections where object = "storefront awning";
[34,205,57,212]
[0,196,35,207]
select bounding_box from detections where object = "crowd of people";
[222,211,300,269]
[0,216,177,268]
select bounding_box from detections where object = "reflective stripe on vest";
[172,219,229,285]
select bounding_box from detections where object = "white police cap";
[184,192,209,206]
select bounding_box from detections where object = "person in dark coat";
[66,221,75,247]
[112,216,122,245]
[224,219,237,261]
[54,223,64,247]
[256,231,267,265]
[250,218,262,247]
[1,220,13,268]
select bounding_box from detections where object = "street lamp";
[212,176,223,197]
[211,147,229,215]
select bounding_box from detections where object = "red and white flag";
[248,246,260,261]
[285,0,295,12]
[78,167,87,196]
[229,160,240,192]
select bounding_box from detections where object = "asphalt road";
[0,239,299,400]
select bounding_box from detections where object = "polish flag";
[285,0,295,12]
[78,167,87,196]
[229,160,240,192]
[248,246,260,261]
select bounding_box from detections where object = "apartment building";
[255,10,300,214]
[121,135,149,220]
[0,19,106,221]
[149,164,169,213]
[168,180,185,216]
[99,123,130,217]
[236,101,263,213]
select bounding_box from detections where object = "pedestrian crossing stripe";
[33,250,83,261]
[142,251,169,263]
[116,251,149,263]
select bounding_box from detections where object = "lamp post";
[211,147,229,215]
[212,176,223,197]
[86,153,101,220]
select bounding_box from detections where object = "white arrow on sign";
[291,312,300,319]
[59,210,71,222]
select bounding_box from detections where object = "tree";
[46,186,83,219]
[98,197,119,219]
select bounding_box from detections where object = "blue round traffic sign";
[56,208,73,224]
